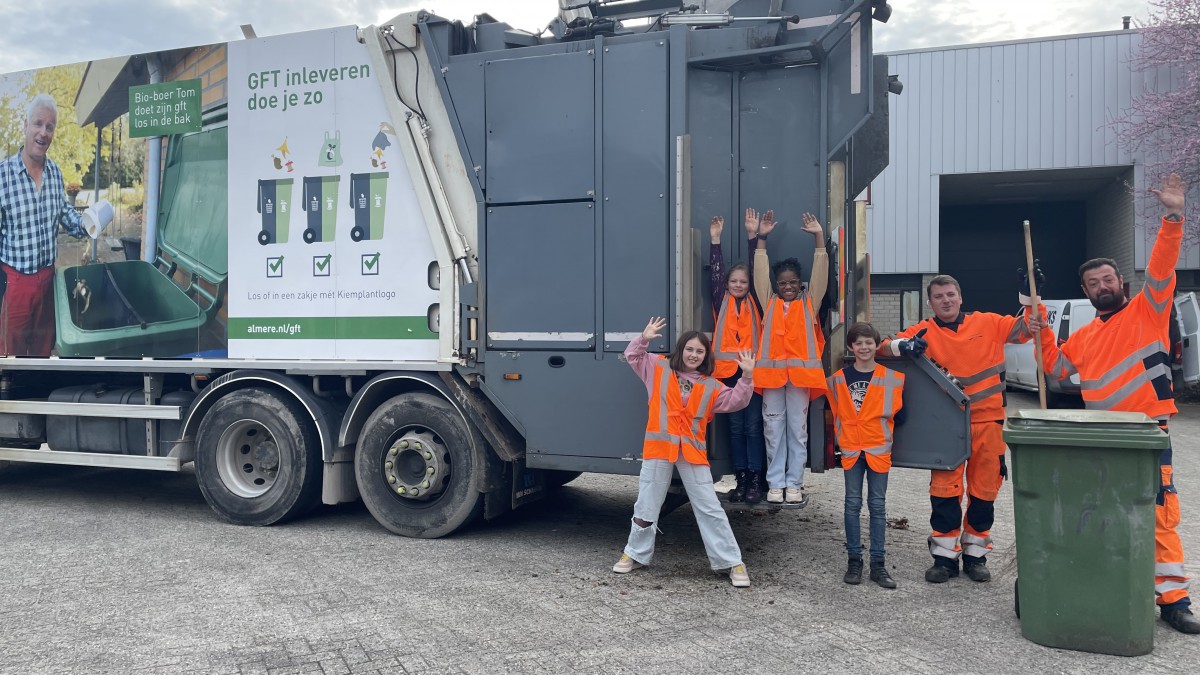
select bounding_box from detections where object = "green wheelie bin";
[1003,409,1169,656]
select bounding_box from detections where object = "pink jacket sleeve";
[711,375,753,413]
[624,335,659,398]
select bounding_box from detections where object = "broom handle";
[1023,220,1047,409]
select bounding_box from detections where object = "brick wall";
[165,45,228,109]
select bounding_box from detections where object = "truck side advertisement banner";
[0,26,439,360]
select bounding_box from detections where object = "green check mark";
[364,253,380,271]
[316,254,331,272]
[268,256,284,273]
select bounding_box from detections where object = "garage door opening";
[938,166,1133,314]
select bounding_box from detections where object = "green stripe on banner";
[229,316,436,339]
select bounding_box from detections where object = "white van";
[1004,293,1200,401]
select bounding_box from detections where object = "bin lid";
[157,123,227,284]
[1003,409,1169,450]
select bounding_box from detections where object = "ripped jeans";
[623,457,743,570]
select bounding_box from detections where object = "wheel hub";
[215,420,279,498]
[383,430,447,501]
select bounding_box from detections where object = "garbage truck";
[0,0,970,538]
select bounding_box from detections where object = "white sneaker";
[785,487,803,503]
[766,488,784,503]
[729,564,751,587]
[612,553,645,574]
[712,474,737,494]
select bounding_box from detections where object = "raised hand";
[1150,173,1186,214]
[758,210,777,238]
[801,212,823,238]
[642,316,667,341]
[736,349,755,375]
[744,207,760,237]
[710,215,725,244]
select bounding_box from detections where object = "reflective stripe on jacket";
[1040,216,1182,420]
[712,293,762,378]
[643,356,723,465]
[827,365,905,472]
[753,293,827,391]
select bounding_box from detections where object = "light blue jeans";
[844,454,890,561]
[763,383,810,489]
[624,458,743,570]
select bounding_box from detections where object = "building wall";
[867,30,1186,275]
[1085,168,1136,279]
[164,45,228,109]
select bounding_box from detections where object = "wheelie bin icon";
[302,175,340,244]
[256,178,293,245]
[349,172,388,242]
[1004,409,1169,656]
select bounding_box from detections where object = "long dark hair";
[668,330,715,376]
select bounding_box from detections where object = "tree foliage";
[1117,0,1200,222]
[0,64,97,187]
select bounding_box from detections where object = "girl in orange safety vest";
[709,211,766,503]
[751,210,829,505]
[827,322,905,589]
[612,316,757,588]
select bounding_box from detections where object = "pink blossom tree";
[1116,1,1200,234]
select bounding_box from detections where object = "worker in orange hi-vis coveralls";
[1032,173,1200,634]
[880,277,1041,585]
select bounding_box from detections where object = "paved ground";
[2,391,1198,674]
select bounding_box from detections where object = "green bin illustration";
[55,125,228,357]
[302,175,340,244]
[349,172,388,242]
[256,178,293,245]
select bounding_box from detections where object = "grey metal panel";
[444,55,487,190]
[485,202,596,350]
[688,69,736,332]
[738,66,822,279]
[602,39,670,353]
[482,354,646,464]
[873,355,970,470]
[825,14,871,153]
[484,51,595,203]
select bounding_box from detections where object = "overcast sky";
[0,0,1149,73]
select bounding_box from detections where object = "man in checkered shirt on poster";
[0,93,86,356]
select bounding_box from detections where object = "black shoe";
[1162,606,1200,634]
[925,558,959,584]
[744,470,764,503]
[870,560,897,589]
[843,557,864,585]
[962,555,992,583]
[728,470,748,502]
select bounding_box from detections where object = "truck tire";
[355,392,484,538]
[195,387,322,526]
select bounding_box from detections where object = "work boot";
[728,470,748,503]
[1162,605,1200,634]
[924,557,959,584]
[962,555,992,583]
[870,560,897,589]
[843,557,864,585]
[744,470,764,503]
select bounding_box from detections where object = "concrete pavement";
[1,391,1197,673]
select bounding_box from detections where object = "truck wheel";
[355,392,484,538]
[195,387,321,526]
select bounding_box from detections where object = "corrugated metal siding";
[868,31,1182,274]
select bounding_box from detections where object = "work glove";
[898,328,927,357]
[1017,260,1046,306]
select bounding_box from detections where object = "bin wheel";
[1014,578,1020,618]
[195,387,321,526]
[355,392,485,538]
[350,226,365,242]
[257,230,271,246]
[302,228,317,244]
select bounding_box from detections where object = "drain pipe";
[143,54,163,262]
